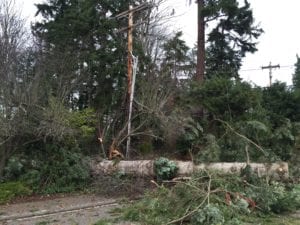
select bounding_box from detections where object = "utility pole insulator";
[261,62,280,86]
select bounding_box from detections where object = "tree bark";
[0,149,7,178]
[196,0,205,82]
[91,160,289,179]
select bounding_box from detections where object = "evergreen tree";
[204,0,263,79]
[190,0,263,80]
[32,0,137,110]
[291,55,300,121]
[262,82,296,124]
[292,54,300,89]
[161,32,192,80]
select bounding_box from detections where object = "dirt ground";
[0,194,122,225]
[0,193,300,225]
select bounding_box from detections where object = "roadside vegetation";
[0,0,299,223]
[120,168,300,224]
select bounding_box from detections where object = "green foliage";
[196,134,221,162]
[271,184,300,213]
[138,141,154,155]
[271,119,295,161]
[120,170,300,225]
[37,97,74,142]
[33,0,128,110]
[176,118,204,155]
[245,120,269,135]
[225,218,243,225]
[191,204,225,225]
[69,108,97,137]
[262,82,297,122]
[68,108,99,154]
[17,144,91,194]
[204,0,263,79]
[0,181,32,204]
[293,54,300,89]
[93,219,114,225]
[153,157,178,181]
[190,78,261,120]
[35,221,51,225]
[4,156,25,180]
[185,77,298,162]
[123,186,179,225]
[161,31,192,79]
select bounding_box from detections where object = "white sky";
[18,0,300,87]
[174,0,300,87]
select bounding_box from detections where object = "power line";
[261,62,280,86]
[240,64,294,72]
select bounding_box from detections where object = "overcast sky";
[19,0,300,87]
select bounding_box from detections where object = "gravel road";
[0,194,122,225]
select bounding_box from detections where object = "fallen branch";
[166,171,212,224]
[215,119,266,155]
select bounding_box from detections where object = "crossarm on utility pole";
[261,62,280,86]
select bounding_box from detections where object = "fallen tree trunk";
[91,160,288,179]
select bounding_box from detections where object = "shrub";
[0,181,32,204]
[191,204,225,225]
[153,157,178,181]
[138,142,154,155]
[21,144,91,194]
[3,156,25,180]
[271,184,300,213]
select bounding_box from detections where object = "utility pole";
[127,5,133,100]
[261,62,280,86]
[126,5,134,159]
[115,3,152,159]
[196,0,205,82]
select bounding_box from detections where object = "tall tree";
[205,0,263,79]
[161,31,191,80]
[33,0,131,110]
[196,0,205,82]
[0,0,31,176]
[292,55,300,90]
[190,0,263,80]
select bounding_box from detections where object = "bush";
[3,156,25,180]
[153,157,178,181]
[271,184,300,213]
[138,141,154,155]
[191,204,225,225]
[0,182,32,204]
[20,144,91,194]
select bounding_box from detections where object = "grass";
[93,219,119,225]
[35,221,51,225]
[242,214,300,225]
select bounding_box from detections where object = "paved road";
[0,194,121,225]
